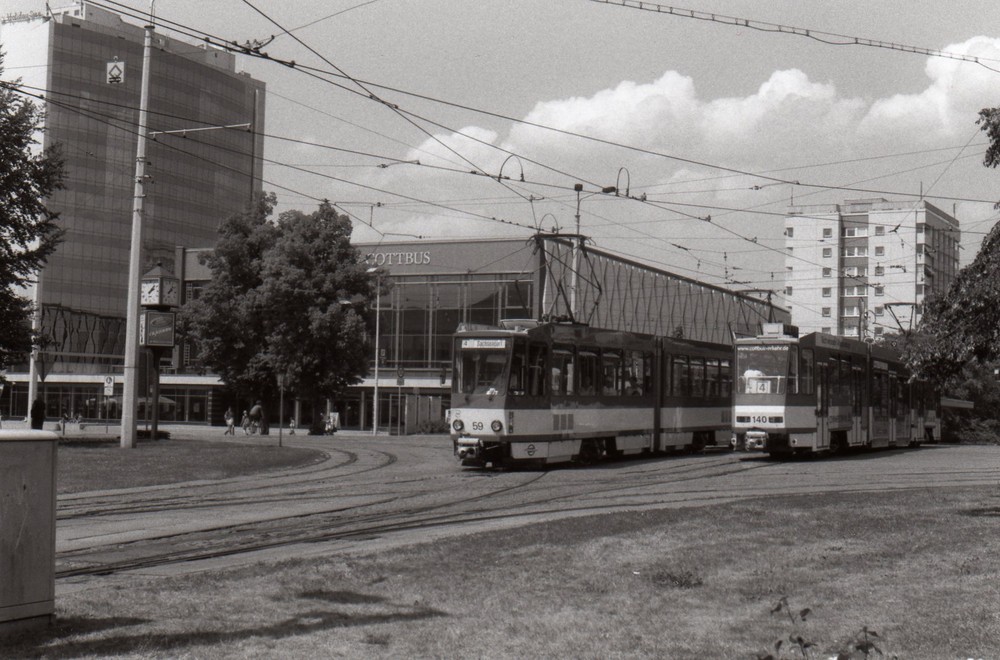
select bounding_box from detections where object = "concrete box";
[0,430,58,634]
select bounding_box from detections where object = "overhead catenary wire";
[30,1,997,289]
[9,68,984,292]
[75,0,1000,272]
[85,0,998,208]
[586,0,1000,75]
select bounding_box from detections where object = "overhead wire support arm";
[150,123,251,137]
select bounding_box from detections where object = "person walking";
[30,397,46,430]
[224,407,235,436]
[249,400,263,435]
[241,409,251,435]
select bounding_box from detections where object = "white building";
[783,198,960,339]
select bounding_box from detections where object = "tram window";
[736,345,789,394]
[552,347,575,396]
[787,347,799,394]
[720,359,732,398]
[827,358,841,402]
[673,355,690,396]
[889,375,897,417]
[706,358,720,397]
[642,352,654,394]
[828,357,843,403]
[624,351,646,395]
[800,349,814,395]
[459,349,508,395]
[690,357,706,398]
[578,350,599,396]
[452,343,464,394]
[509,344,527,395]
[840,357,854,405]
[873,372,888,416]
[527,343,547,397]
[900,375,909,418]
[853,367,864,414]
[602,351,622,395]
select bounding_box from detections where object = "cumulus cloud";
[353,40,1000,277]
[861,36,1000,141]
[403,125,502,170]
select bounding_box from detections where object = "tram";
[731,323,939,456]
[449,320,732,467]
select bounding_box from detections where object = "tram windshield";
[455,338,510,396]
[737,345,791,395]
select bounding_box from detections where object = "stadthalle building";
[179,237,786,432]
[1,4,783,431]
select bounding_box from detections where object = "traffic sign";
[106,60,125,85]
[103,375,115,396]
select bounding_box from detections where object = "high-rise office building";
[783,198,960,338]
[1,1,265,417]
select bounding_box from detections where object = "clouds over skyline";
[359,35,1000,286]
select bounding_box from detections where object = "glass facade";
[1,6,265,418]
[379,273,533,369]
[1,381,209,425]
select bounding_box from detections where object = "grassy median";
[5,484,999,658]
[56,439,325,494]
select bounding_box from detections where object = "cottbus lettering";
[368,251,431,267]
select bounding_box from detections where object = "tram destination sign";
[461,339,507,350]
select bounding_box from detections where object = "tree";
[0,53,64,372]
[183,195,381,431]
[904,107,1000,382]
[903,228,1000,384]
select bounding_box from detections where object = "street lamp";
[569,183,617,320]
[367,266,381,436]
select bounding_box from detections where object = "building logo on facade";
[367,251,431,267]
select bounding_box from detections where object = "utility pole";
[570,183,583,320]
[121,17,154,449]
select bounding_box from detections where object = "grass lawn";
[56,439,325,494]
[5,485,999,658]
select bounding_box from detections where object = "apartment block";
[783,198,959,338]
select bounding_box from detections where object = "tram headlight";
[491,420,504,433]
[452,419,464,432]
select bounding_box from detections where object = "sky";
[6,0,1000,299]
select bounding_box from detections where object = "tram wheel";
[578,439,602,465]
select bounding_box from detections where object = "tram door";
[815,362,829,449]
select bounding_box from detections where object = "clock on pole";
[138,262,179,443]
[140,262,180,309]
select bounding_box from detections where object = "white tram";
[731,323,940,456]
[449,320,732,467]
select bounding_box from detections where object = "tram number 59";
[471,421,484,431]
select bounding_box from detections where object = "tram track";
[54,442,1000,582]
[56,463,551,580]
[56,446,397,520]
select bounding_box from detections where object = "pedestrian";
[224,407,235,436]
[241,409,251,435]
[30,397,46,430]
[289,417,296,435]
[249,400,263,434]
